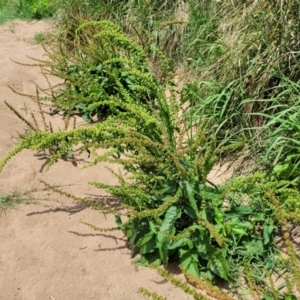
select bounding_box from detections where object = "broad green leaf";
[160,206,181,232]
[231,227,247,236]
[200,186,220,202]
[82,113,92,123]
[179,248,200,278]
[115,215,124,230]
[183,205,197,219]
[66,149,73,158]
[154,183,177,196]
[149,221,157,234]
[140,236,156,254]
[181,181,198,216]
[197,235,216,260]
[136,232,155,248]
[285,295,297,300]
[74,103,87,110]
[179,159,193,169]
[157,206,181,264]
[157,236,169,264]
[168,238,189,250]
[123,220,133,237]
[207,249,229,280]
[232,206,253,215]
[134,256,150,266]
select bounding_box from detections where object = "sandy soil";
[0,20,232,300]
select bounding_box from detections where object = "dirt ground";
[0,20,232,300]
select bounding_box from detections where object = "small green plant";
[18,0,57,19]
[33,32,46,44]
[32,21,167,122]
[0,189,34,213]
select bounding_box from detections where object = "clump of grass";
[0,189,34,213]
[182,0,300,166]
[33,32,46,43]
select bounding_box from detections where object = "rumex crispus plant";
[32,20,168,123]
[1,19,300,300]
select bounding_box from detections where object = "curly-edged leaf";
[154,183,177,196]
[157,239,170,265]
[157,206,181,264]
[141,238,157,255]
[179,247,200,278]
[115,215,124,230]
[168,238,189,250]
[199,185,220,202]
[183,205,197,219]
[197,241,216,260]
[181,180,198,216]
[207,249,229,280]
[149,221,157,234]
[160,206,181,232]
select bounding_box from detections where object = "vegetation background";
[0,0,300,299]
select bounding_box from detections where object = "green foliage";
[2,19,300,299]
[0,0,18,24]
[41,20,165,122]
[54,0,188,65]
[0,189,34,213]
[177,0,300,169]
[33,32,47,43]
[18,0,57,19]
[1,0,300,296]
[0,0,57,23]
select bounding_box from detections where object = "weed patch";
[1,1,300,298]
[1,18,299,299]
[0,189,34,213]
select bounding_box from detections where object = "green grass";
[0,0,18,25]
[0,0,58,25]
[0,189,34,213]
[33,31,47,43]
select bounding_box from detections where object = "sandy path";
[0,20,196,300]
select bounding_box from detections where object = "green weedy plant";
[24,20,167,123]
[18,0,57,19]
[0,189,34,213]
[2,19,300,299]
